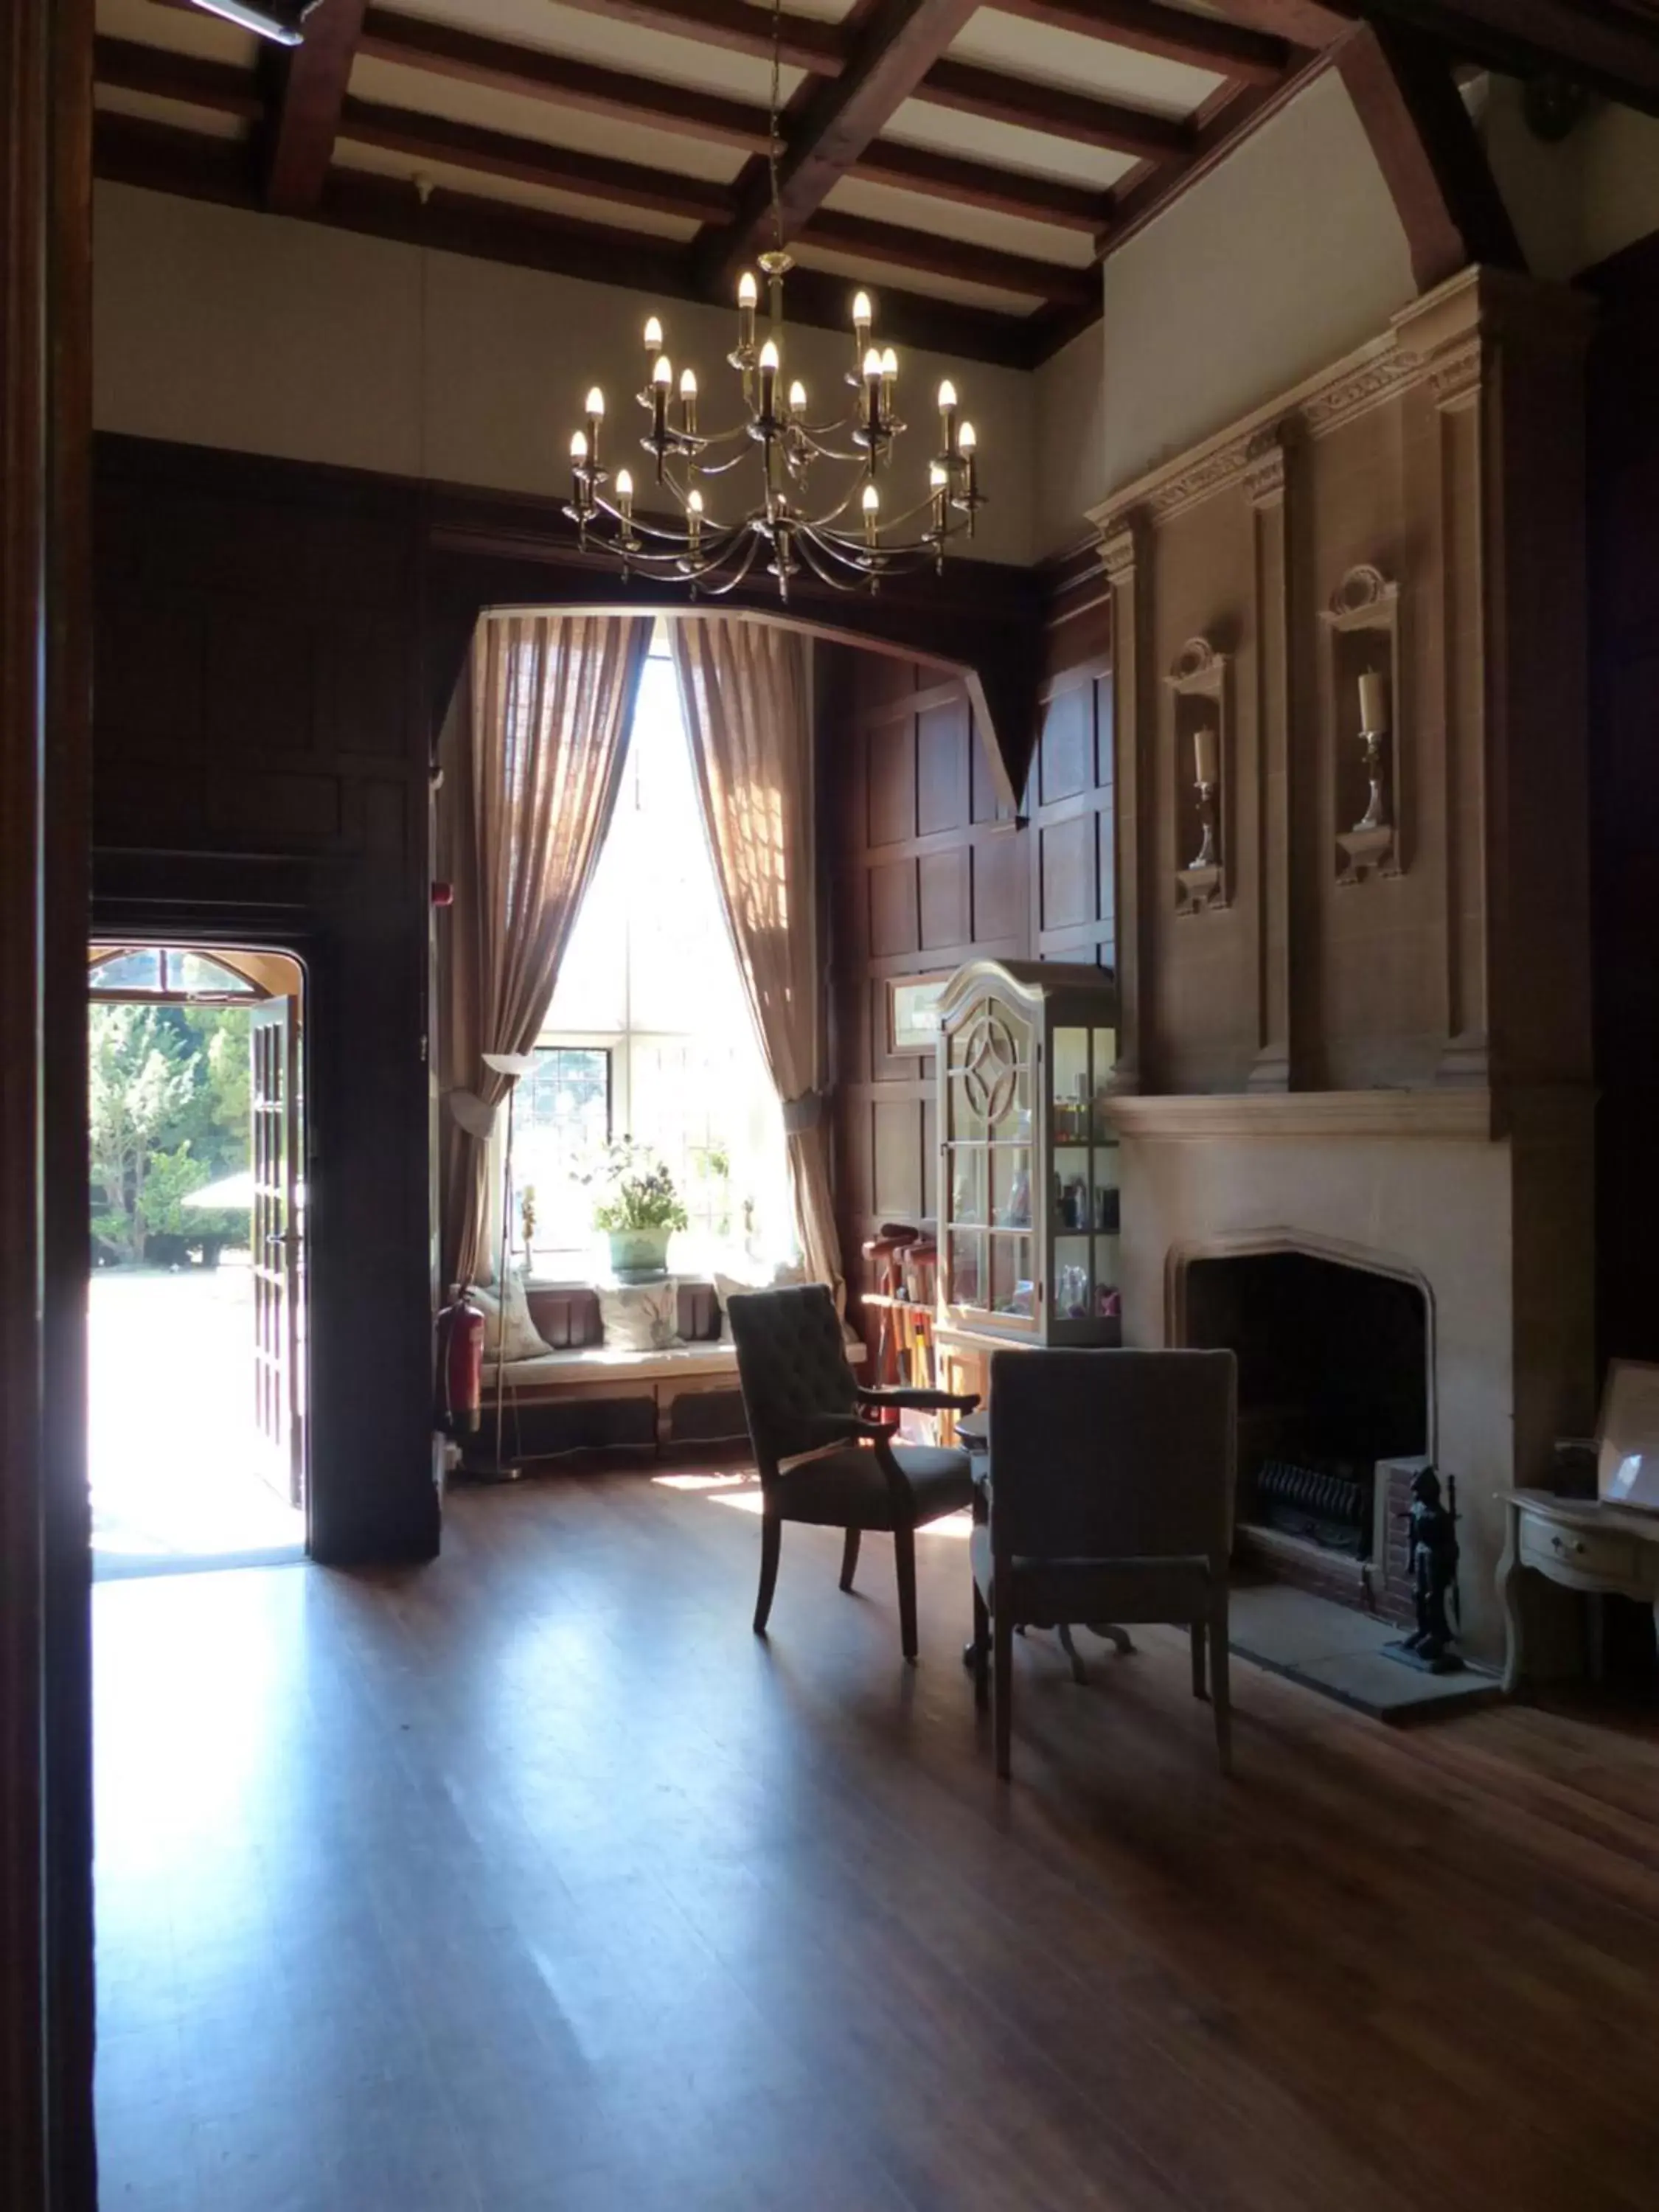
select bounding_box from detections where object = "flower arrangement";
[577,1137,689,1235]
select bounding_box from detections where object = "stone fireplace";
[1182,1245,1428,1621]
[1085,268,1599,1672]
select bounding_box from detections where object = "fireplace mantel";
[1106,1091,1494,1142]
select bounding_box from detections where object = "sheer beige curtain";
[669,618,843,1301]
[441,611,652,1287]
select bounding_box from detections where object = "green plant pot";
[607,1225,672,1282]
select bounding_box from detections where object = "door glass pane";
[948,1074,987,1143]
[1053,1026,1090,1142]
[950,1147,986,1227]
[992,1147,1030,1228]
[1092,1149,1120,1234]
[173,951,257,996]
[949,1229,986,1312]
[90,947,161,992]
[990,1234,1029,1318]
[1054,1153,1091,1232]
[1091,1026,1118,1138]
[1054,1235,1092,1321]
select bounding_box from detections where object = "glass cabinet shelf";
[935,958,1122,1346]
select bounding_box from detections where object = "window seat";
[472,1279,861,1461]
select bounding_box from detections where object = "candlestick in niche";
[1189,724,1219,871]
[1355,667,1390,834]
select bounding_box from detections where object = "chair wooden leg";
[1190,1618,1208,1701]
[894,1523,919,1662]
[754,1512,782,1635]
[839,1525,861,1593]
[992,1602,1015,1780]
[1057,1622,1088,1686]
[1209,1590,1232,1776]
[971,1582,990,1709]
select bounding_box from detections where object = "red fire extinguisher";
[435,1285,484,1436]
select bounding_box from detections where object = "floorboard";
[93,1465,1659,2211]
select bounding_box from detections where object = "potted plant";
[579,1138,689,1281]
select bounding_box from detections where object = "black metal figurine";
[1390,1464,1464,1673]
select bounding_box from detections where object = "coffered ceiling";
[89,0,1659,367]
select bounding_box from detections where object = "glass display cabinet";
[934,958,1122,1349]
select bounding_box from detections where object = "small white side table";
[1497,1488,1659,1693]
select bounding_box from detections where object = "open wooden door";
[251,995,303,1506]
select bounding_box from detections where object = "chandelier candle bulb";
[758,338,779,419]
[643,315,662,355]
[787,378,807,420]
[862,481,880,548]
[1359,669,1388,733]
[863,347,883,439]
[738,271,759,355]
[1193,725,1219,790]
[687,486,703,549]
[679,367,698,435]
[938,378,958,457]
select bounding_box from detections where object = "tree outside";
[88,1003,252,1266]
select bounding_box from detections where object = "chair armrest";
[801,1411,888,1446]
[855,1386,981,1415]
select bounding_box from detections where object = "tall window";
[512,641,791,1277]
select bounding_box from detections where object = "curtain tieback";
[782,1089,827,1137]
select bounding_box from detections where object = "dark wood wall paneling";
[1587,234,1659,1368]
[2,0,96,2202]
[92,433,1046,1555]
[825,569,1114,1311]
[93,439,439,1564]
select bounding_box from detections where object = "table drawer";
[1518,1515,1638,1585]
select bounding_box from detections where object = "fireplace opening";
[1183,1250,1428,1607]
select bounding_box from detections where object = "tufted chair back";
[728,1284,856,1477]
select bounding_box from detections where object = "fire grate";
[1252,1457,1371,1557]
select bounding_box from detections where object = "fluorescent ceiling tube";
[187,0,321,46]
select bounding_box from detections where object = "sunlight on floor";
[650,1467,973,1537]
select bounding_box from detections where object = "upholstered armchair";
[727,1284,978,1660]
[972,1347,1237,1778]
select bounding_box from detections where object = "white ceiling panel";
[885,97,1141,192]
[97,0,260,68]
[382,0,806,105]
[947,10,1223,117]
[347,54,750,183]
[823,175,1096,268]
[95,82,248,140]
[789,241,1038,319]
[333,141,703,239]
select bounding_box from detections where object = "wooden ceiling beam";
[358,7,776,150]
[93,107,1045,367]
[531,0,844,75]
[917,58,1191,161]
[1335,21,1522,291]
[94,36,263,120]
[989,0,1293,83]
[1347,0,1659,119]
[1097,44,1338,259]
[799,207,1098,304]
[264,0,369,213]
[1204,1,1352,41]
[852,139,1107,233]
[707,0,982,286]
[335,94,735,226]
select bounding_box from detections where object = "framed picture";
[1597,1358,1659,1512]
[888,973,949,1054]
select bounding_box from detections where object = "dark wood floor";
[94,1464,1659,2212]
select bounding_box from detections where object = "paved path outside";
[90,1264,304,1578]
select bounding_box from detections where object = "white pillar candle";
[1192,725,1219,788]
[1359,668,1388,732]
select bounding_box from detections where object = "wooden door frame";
[1,0,95,2205]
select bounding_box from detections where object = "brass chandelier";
[562,0,986,601]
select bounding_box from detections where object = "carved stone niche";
[1321,566,1402,886]
[1166,636,1229,916]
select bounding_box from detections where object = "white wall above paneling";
[93,181,1038,566]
